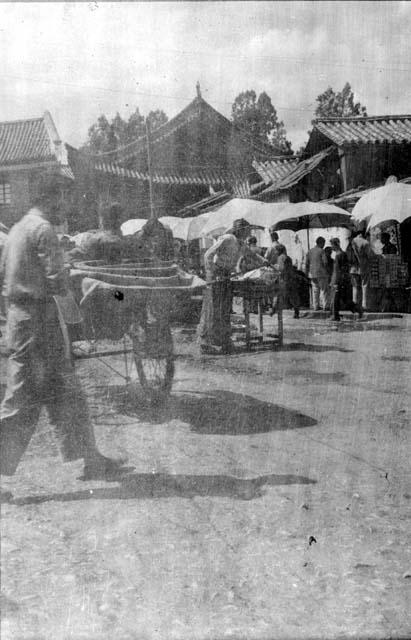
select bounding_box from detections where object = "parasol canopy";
[200,198,284,237]
[120,219,147,236]
[158,216,184,232]
[273,201,352,232]
[171,213,211,241]
[351,182,411,229]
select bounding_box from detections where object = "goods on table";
[369,255,409,288]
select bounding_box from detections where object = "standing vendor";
[198,218,251,355]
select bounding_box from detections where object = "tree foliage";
[313,82,367,120]
[83,107,169,155]
[231,90,293,156]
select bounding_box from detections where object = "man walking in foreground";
[0,173,126,502]
[329,237,363,321]
[305,236,329,311]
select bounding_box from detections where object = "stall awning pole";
[146,120,156,220]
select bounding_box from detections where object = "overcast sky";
[1,1,411,152]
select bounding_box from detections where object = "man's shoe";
[81,455,130,481]
[221,341,234,355]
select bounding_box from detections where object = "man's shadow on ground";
[14,471,316,505]
[98,387,318,435]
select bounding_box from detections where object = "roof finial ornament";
[196,81,202,99]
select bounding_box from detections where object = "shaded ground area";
[1,312,411,639]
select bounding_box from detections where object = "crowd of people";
[54,211,402,357]
[196,220,405,353]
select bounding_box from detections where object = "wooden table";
[231,279,283,350]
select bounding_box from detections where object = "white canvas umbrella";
[351,182,411,229]
[158,216,184,232]
[172,213,211,241]
[271,201,352,249]
[120,219,147,236]
[273,201,352,230]
[200,198,284,237]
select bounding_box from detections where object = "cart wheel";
[132,325,175,402]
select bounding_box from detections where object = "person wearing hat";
[198,218,251,354]
[329,237,363,321]
[0,171,126,502]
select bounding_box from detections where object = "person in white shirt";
[198,218,251,354]
[292,234,306,272]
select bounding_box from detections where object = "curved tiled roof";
[253,156,299,185]
[256,147,335,197]
[314,115,411,146]
[94,160,229,187]
[0,117,56,165]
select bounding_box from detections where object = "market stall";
[352,180,411,311]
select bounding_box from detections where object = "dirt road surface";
[1,312,411,639]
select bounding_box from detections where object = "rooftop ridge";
[314,114,411,123]
[0,116,45,126]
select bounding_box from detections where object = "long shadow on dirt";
[14,471,316,505]
[97,387,317,434]
[281,343,353,353]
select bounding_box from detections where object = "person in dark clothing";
[380,232,398,255]
[324,246,334,280]
[329,238,363,321]
[274,246,300,319]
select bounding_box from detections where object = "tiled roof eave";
[255,146,335,197]
[94,161,229,186]
[314,115,411,146]
[0,157,58,171]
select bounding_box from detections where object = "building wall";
[0,170,32,228]
[343,143,411,191]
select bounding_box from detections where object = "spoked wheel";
[131,322,175,402]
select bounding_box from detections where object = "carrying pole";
[146,120,156,220]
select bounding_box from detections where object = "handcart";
[231,275,283,350]
[57,259,205,402]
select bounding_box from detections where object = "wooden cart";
[57,260,204,402]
